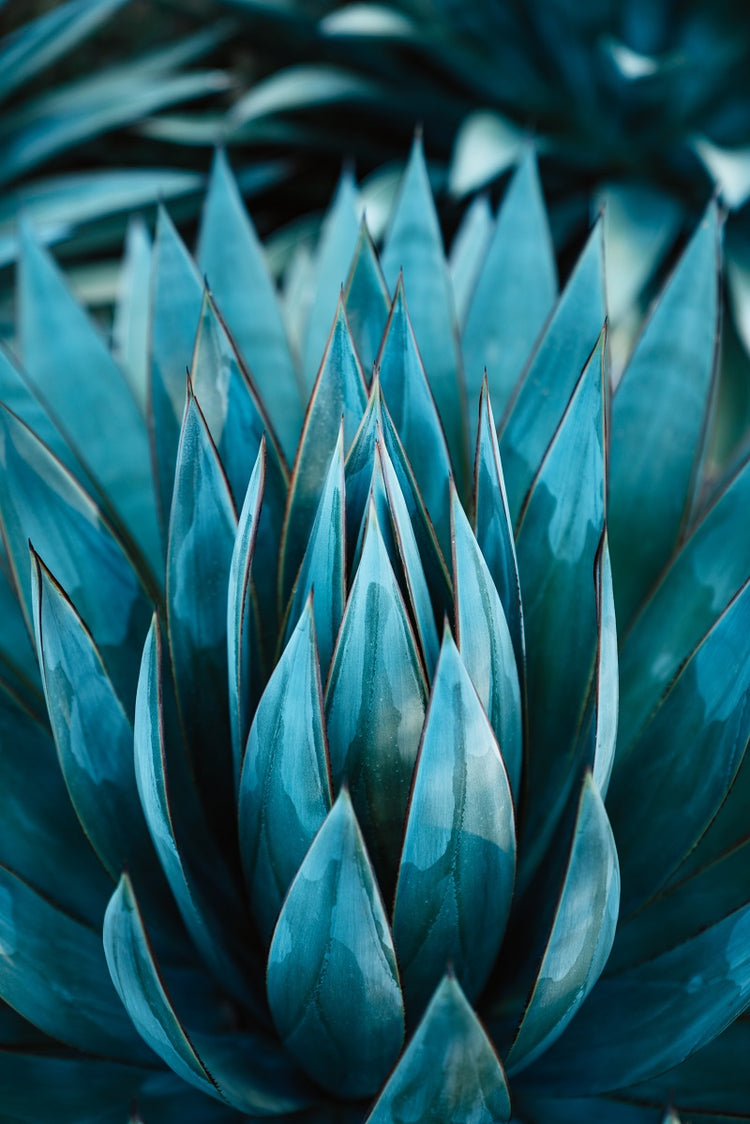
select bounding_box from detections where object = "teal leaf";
[366,975,511,1124]
[609,204,720,628]
[285,426,345,675]
[166,388,236,839]
[197,148,302,461]
[227,443,265,787]
[0,1051,151,1124]
[344,220,391,377]
[280,299,366,601]
[452,486,522,799]
[189,291,288,644]
[381,137,467,483]
[31,553,155,888]
[473,379,525,684]
[0,864,149,1062]
[592,537,618,797]
[325,502,428,888]
[0,549,43,722]
[450,192,493,329]
[104,874,222,1100]
[618,451,750,755]
[239,598,331,945]
[104,875,312,1115]
[376,280,453,557]
[267,789,404,1099]
[607,574,750,914]
[530,902,750,1094]
[113,217,151,415]
[462,150,557,419]
[499,220,605,520]
[0,338,79,481]
[393,630,515,1015]
[0,686,111,928]
[302,170,361,391]
[18,224,161,583]
[0,0,127,101]
[149,205,204,534]
[506,774,620,1073]
[134,618,258,1010]
[0,405,150,710]
[514,331,605,874]
[377,438,440,679]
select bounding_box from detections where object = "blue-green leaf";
[0,0,127,101]
[18,224,161,582]
[366,975,511,1124]
[377,439,440,679]
[166,389,236,836]
[302,170,361,391]
[105,876,312,1114]
[452,487,522,799]
[609,204,720,628]
[344,220,390,377]
[280,299,366,600]
[0,865,149,1062]
[592,537,618,797]
[285,427,345,675]
[393,631,515,1015]
[0,340,79,481]
[227,443,265,787]
[113,216,151,415]
[473,379,525,684]
[31,553,155,888]
[381,136,467,483]
[505,774,620,1073]
[325,502,427,887]
[530,902,750,1094]
[149,206,204,534]
[377,280,453,556]
[450,193,493,328]
[499,221,605,520]
[0,686,111,927]
[608,575,750,914]
[267,789,404,1099]
[239,598,331,945]
[134,618,258,1010]
[514,331,605,874]
[462,150,556,418]
[197,148,302,460]
[189,292,288,644]
[0,405,150,710]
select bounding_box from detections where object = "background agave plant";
[0,142,749,1123]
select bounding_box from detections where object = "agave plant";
[0,141,749,1124]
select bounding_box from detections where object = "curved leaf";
[0,864,149,1062]
[366,975,511,1124]
[239,599,331,945]
[344,220,391,377]
[280,299,366,601]
[393,631,516,1015]
[462,150,557,417]
[197,148,302,460]
[514,330,605,874]
[325,501,427,890]
[499,220,605,521]
[18,224,161,582]
[452,486,522,799]
[608,575,750,913]
[166,389,236,839]
[227,443,265,786]
[592,537,618,797]
[609,204,720,627]
[381,136,467,482]
[376,280,454,557]
[267,789,404,1099]
[506,774,620,1073]
[113,216,152,414]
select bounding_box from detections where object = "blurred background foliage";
[3,0,750,471]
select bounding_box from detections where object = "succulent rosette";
[0,142,748,1123]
